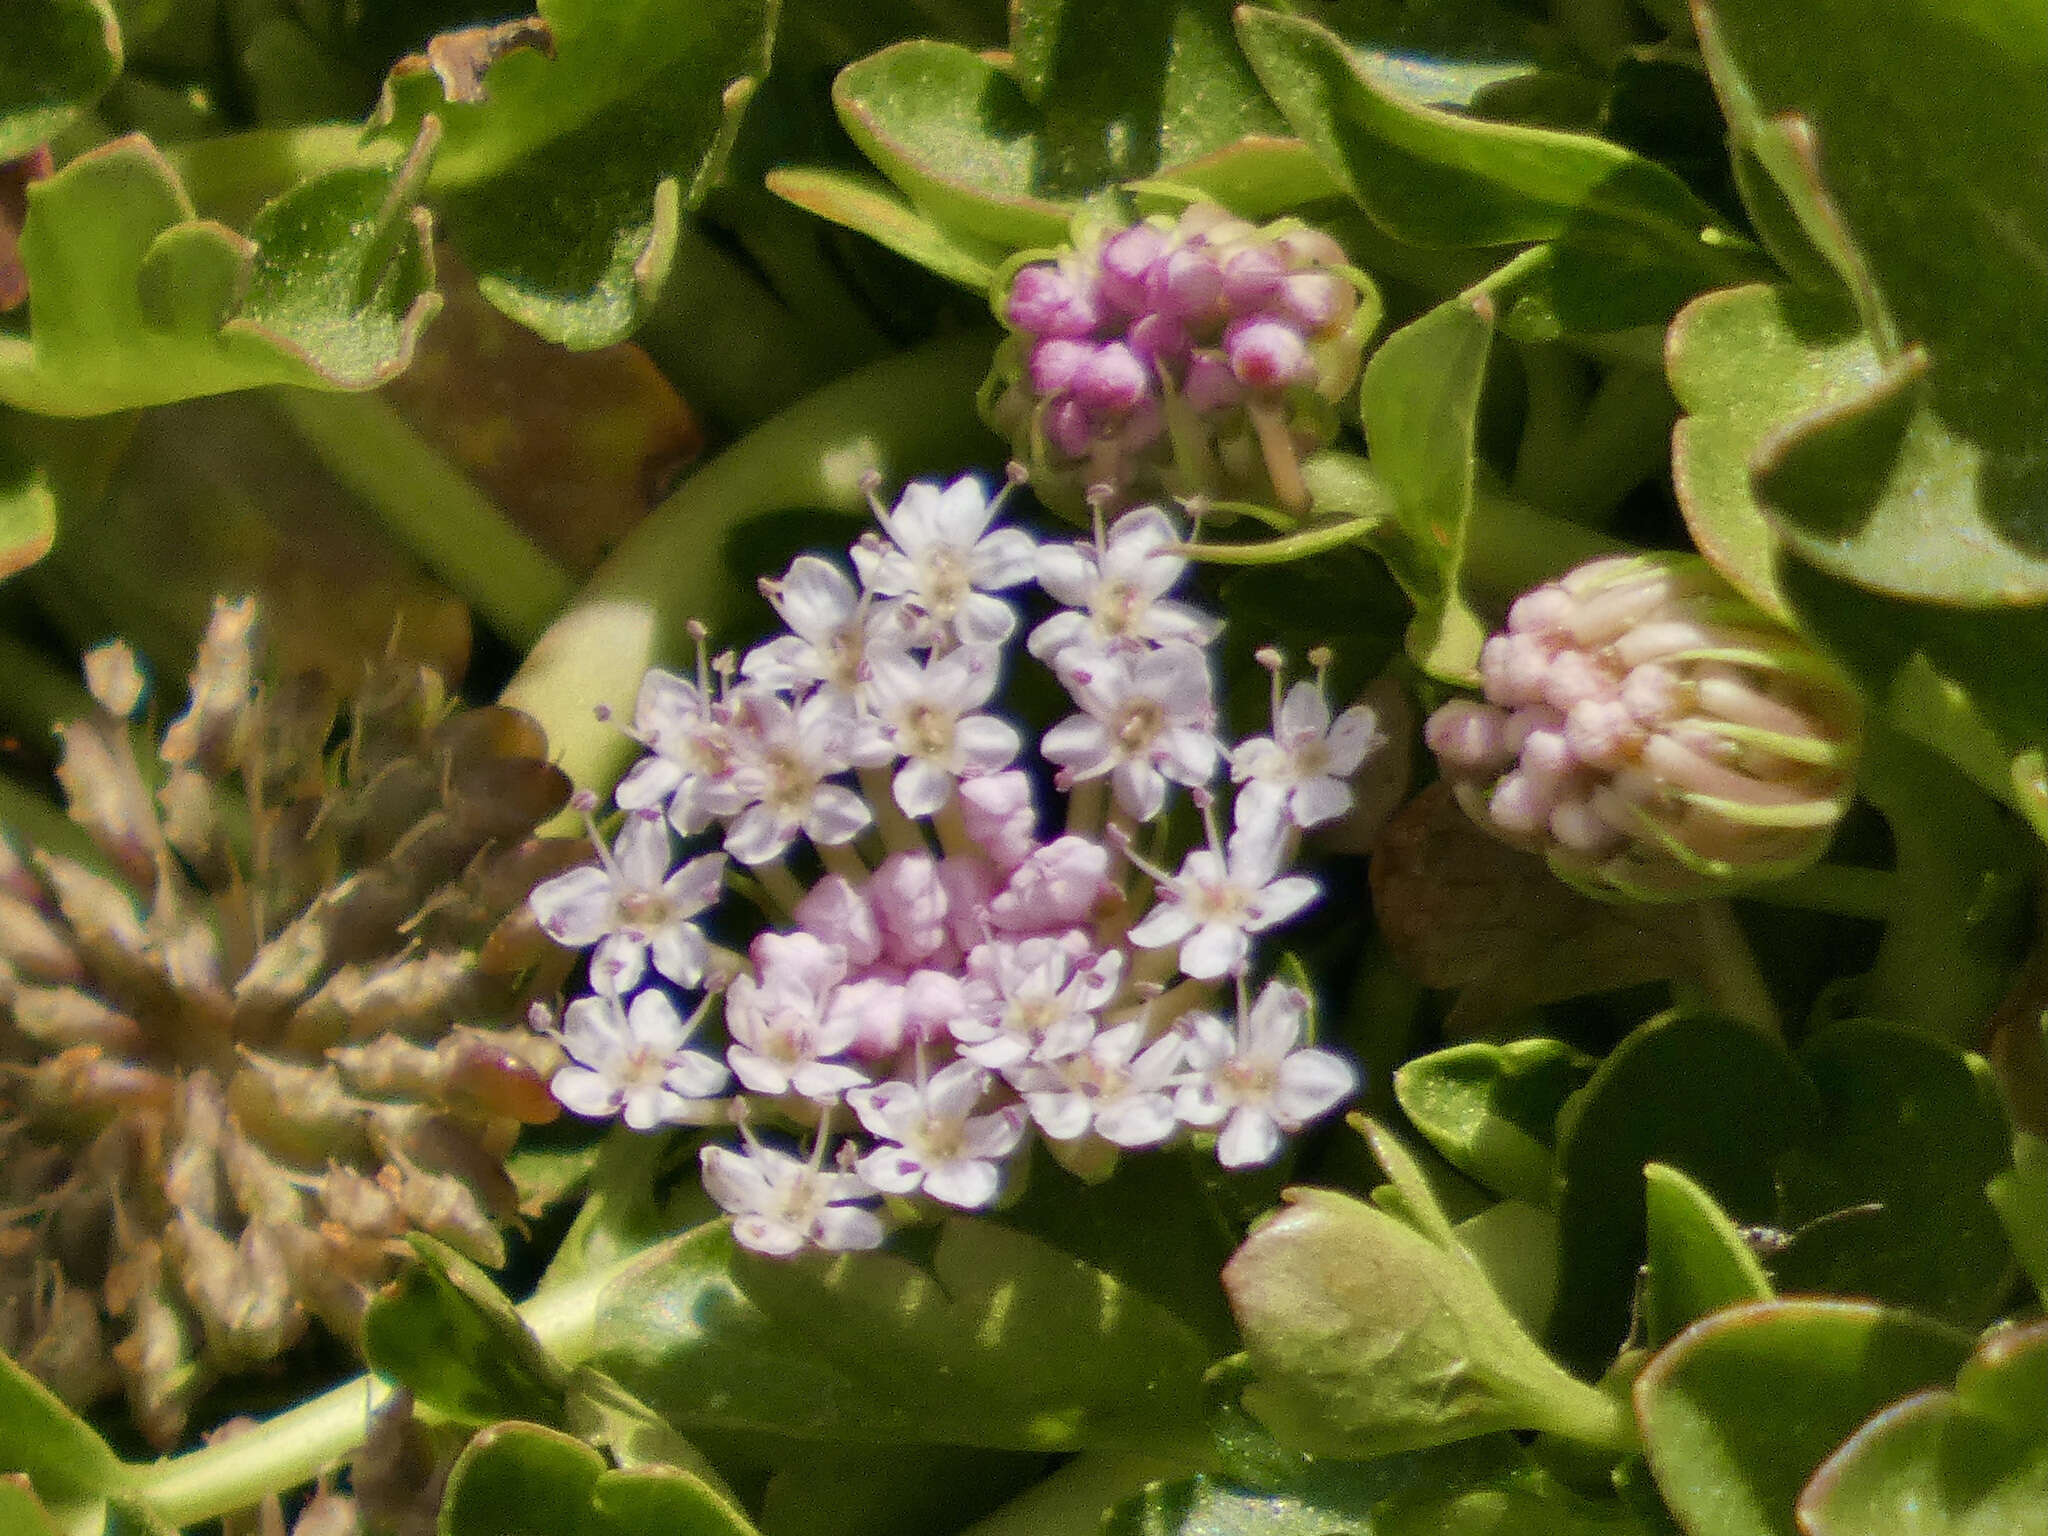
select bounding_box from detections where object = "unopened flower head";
[1425,554,1863,901]
[531,473,1375,1256]
[983,204,1374,516]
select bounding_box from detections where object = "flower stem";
[268,388,574,649]
[1689,899,1782,1038]
[502,333,999,829]
[1742,863,1895,921]
[130,1251,632,1528]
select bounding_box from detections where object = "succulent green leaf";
[1633,1299,1975,1536]
[374,0,775,349]
[590,1218,1211,1452]
[0,1478,64,1536]
[1394,1038,1597,1207]
[1358,286,1494,682]
[1692,0,2048,605]
[0,133,439,416]
[1007,0,1287,192]
[1665,282,1869,618]
[439,1421,755,1536]
[0,424,56,581]
[363,1234,570,1428]
[1988,1132,2048,1302]
[1797,1321,2048,1536]
[1235,9,1747,264]
[1223,1182,1633,1459]
[1123,136,1343,220]
[1640,1164,1773,1349]
[765,166,1002,290]
[1549,1010,1813,1371]
[1100,1469,1378,1536]
[0,1345,128,1518]
[1372,1456,1659,1535]
[1307,0,1565,112]
[832,42,1073,250]
[0,0,121,161]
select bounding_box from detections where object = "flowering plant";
[0,1,2043,1535]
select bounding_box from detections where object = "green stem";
[131,1253,629,1528]
[1461,485,1626,604]
[1553,364,1678,522]
[500,331,999,826]
[1689,899,1782,1039]
[1860,726,2030,1045]
[268,387,575,650]
[1509,343,1589,514]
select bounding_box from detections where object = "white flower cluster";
[530,475,1380,1255]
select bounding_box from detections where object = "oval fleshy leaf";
[764,166,1003,291]
[1394,1038,1597,1208]
[373,0,775,349]
[1633,1299,1974,1536]
[831,41,1072,249]
[1797,1321,2048,1536]
[0,428,56,582]
[1640,1164,1773,1350]
[0,0,120,161]
[0,133,439,416]
[1693,0,2048,605]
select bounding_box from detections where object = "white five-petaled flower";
[721,687,878,865]
[847,1058,1027,1209]
[612,668,748,834]
[852,475,1038,646]
[1126,819,1319,980]
[955,937,1121,1069]
[1012,1020,1186,1148]
[1041,643,1220,820]
[701,1133,885,1256]
[861,644,1021,817]
[723,933,869,1103]
[528,812,725,991]
[743,556,874,701]
[551,988,731,1131]
[1029,506,1221,661]
[1232,678,1383,834]
[1175,981,1356,1168]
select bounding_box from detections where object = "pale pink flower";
[1012,1021,1185,1148]
[721,688,879,865]
[989,835,1114,934]
[1232,681,1384,834]
[743,555,875,700]
[701,1134,884,1256]
[862,644,1020,817]
[551,989,729,1131]
[955,937,1121,1069]
[1174,981,1355,1168]
[851,476,1038,646]
[1029,506,1220,661]
[1126,821,1319,980]
[849,1059,1027,1209]
[613,668,748,834]
[1042,643,1220,820]
[527,813,724,991]
[724,933,868,1102]
[959,770,1039,869]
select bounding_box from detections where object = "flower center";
[922,547,971,619]
[1189,878,1250,925]
[1114,697,1165,755]
[905,702,955,759]
[614,889,672,935]
[1095,579,1142,636]
[766,749,818,811]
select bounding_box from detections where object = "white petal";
[626,988,689,1051]
[735,1215,808,1256]
[926,1058,989,1119]
[811,1205,886,1252]
[592,935,649,994]
[1217,1108,1284,1168]
[529,866,616,947]
[962,1105,1028,1158]
[1096,1094,1178,1148]
[894,759,953,819]
[1174,1079,1230,1127]
[932,476,996,543]
[1277,681,1332,741]
[1325,705,1383,772]
[615,814,674,888]
[858,1146,928,1195]
[805,783,873,846]
[847,1080,919,1141]
[664,850,728,914]
[778,556,859,638]
[1041,715,1112,775]
[701,1145,773,1213]
[614,756,683,811]
[650,924,709,987]
[955,714,1021,775]
[924,1158,1001,1209]
[1247,876,1320,932]
[1026,1088,1091,1140]
[727,1048,793,1098]
[550,1066,623,1119]
[1128,901,1196,950]
[1111,759,1167,821]
[664,1051,731,1099]
[790,1060,871,1102]
[1274,1049,1357,1124]
[725,804,797,866]
[955,593,1019,646]
[969,528,1040,590]
[1034,543,1099,607]
[1246,982,1309,1059]
[1288,777,1353,829]
[621,1084,678,1131]
[1179,922,1249,980]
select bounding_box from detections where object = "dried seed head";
[0,601,576,1446]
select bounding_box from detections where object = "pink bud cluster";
[1425,556,1862,901]
[530,475,1381,1254]
[985,205,1370,514]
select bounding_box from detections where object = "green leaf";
[1666,282,1869,618]
[363,1235,570,1428]
[1640,1164,1773,1350]
[589,1464,762,1536]
[832,42,1072,250]
[764,166,1002,290]
[591,1218,1212,1452]
[374,0,776,349]
[0,1477,63,1536]
[438,1420,757,1536]
[1311,0,1566,112]
[1357,286,1494,683]
[1797,1321,2048,1536]
[1235,9,1746,261]
[1693,0,2048,606]
[1008,0,1287,191]
[1549,1011,1813,1372]
[1770,1021,2015,1329]
[1633,1299,1975,1536]
[1223,1182,1633,1459]
[0,1346,128,1522]
[1373,1454,1658,1535]
[1124,136,1343,220]
[1394,1039,1597,1207]
[0,133,438,415]
[1988,1132,2048,1302]
[0,0,121,161]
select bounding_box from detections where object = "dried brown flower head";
[0,600,581,1447]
